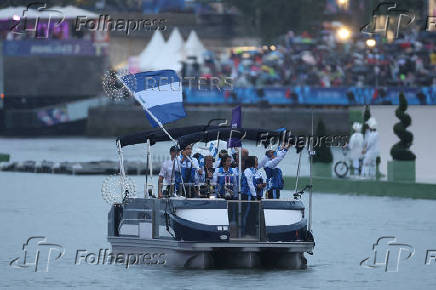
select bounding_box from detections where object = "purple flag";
[228,105,242,148]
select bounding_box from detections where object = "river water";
[1,138,436,289]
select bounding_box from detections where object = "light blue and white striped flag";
[121,70,186,127]
[208,142,218,158]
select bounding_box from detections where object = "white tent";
[0,6,39,20]
[138,30,165,70]
[151,27,185,71]
[184,30,206,63]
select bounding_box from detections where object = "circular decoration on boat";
[102,69,137,101]
[101,174,136,204]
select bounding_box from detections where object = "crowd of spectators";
[186,29,436,89]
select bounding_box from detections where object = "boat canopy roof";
[177,127,282,149]
[117,125,219,147]
[118,126,304,152]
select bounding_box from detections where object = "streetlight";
[336,27,351,42]
[365,39,378,94]
[337,0,349,9]
[366,38,376,48]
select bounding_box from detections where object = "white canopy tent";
[132,28,209,73]
[0,7,35,20]
[184,30,206,63]
[138,30,166,70]
[150,27,185,71]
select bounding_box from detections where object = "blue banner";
[184,87,436,106]
[3,40,96,56]
[228,105,242,148]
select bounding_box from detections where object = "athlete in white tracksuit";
[362,117,379,178]
[348,122,364,176]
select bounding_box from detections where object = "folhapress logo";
[9,236,65,272]
[360,1,415,38]
[360,236,414,272]
[10,2,65,38]
[10,236,166,272]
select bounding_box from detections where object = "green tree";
[313,118,333,163]
[390,93,416,161]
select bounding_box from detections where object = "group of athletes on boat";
[158,142,292,200]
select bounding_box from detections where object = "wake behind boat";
[104,126,315,269]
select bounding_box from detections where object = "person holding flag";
[176,144,201,197]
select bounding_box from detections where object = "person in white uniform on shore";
[362,117,379,178]
[348,122,364,176]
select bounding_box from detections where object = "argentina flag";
[121,70,186,127]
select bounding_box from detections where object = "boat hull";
[107,197,315,269]
[109,236,313,269]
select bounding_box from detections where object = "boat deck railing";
[108,236,315,252]
[227,200,264,241]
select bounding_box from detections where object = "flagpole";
[238,146,242,196]
[145,139,150,198]
[116,74,187,197]
[143,106,177,144]
[115,75,177,145]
